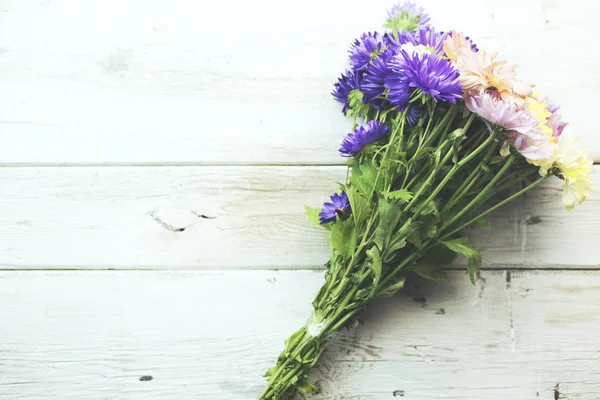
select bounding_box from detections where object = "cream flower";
[454,46,533,107]
[554,131,595,210]
[456,49,516,93]
[443,31,474,62]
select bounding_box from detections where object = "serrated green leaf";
[374,197,404,251]
[385,189,413,203]
[347,89,370,118]
[407,214,439,249]
[330,218,357,261]
[377,276,406,297]
[439,237,483,284]
[305,206,322,227]
[419,199,439,217]
[346,186,371,228]
[349,160,382,197]
[366,247,382,283]
[383,219,418,262]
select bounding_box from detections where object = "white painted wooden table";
[1,1,599,399]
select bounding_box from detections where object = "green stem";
[441,145,497,214]
[457,131,497,167]
[411,131,497,218]
[441,175,550,239]
[421,105,457,148]
[376,252,420,295]
[439,154,516,235]
[402,141,452,211]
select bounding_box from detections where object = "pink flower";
[466,91,554,161]
[542,97,568,138]
[509,131,555,161]
[466,91,538,134]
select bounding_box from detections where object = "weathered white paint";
[1,1,599,399]
[0,0,598,164]
[1,270,599,399]
[0,166,598,270]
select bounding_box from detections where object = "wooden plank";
[0,0,598,165]
[1,166,598,270]
[1,270,598,399]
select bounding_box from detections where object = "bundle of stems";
[257,104,547,399]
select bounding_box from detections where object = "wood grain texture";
[1,270,599,399]
[0,166,598,270]
[0,0,598,165]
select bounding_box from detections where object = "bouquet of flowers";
[257,2,594,399]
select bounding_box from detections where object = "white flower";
[399,42,430,56]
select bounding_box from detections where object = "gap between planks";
[0,165,598,270]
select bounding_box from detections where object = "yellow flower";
[554,131,595,210]
[524,97,553,136]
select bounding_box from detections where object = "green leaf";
[384,219,418,262]
[418,244,458,266]
[374,197,404,251]
[449,128,465,141]
[305,206,322,227]
[473,216,491,230]
[347,89,370,117]
[377,277,406,297]
[283,329,305,357]
[385,189,414,203]
[346,186,371,228]
[366,247,382,283]
[419,199,439,217]
[349,160,382,197]
[263,365,278,378]
[439,237,483,284]
[330,218,357,261]
[297,378,319,395]
[411,264,448,282]
[409,199,440,249]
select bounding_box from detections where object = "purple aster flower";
[383,30,415,48]
[362,48,396,108]
[410,27,449,55]
[349,32,385,71]
[332,70,361,114]
[389,50,463,104]
[384,64,411,110]
[339,120,391,157]
[385,1,431,32]
[319,192,351,225]
[406,105,420,126]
